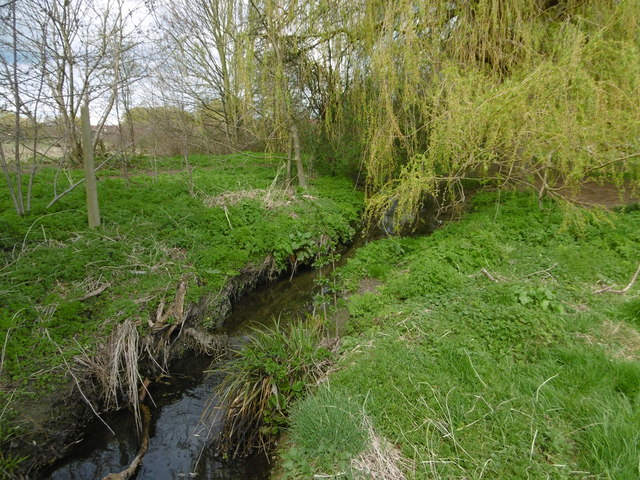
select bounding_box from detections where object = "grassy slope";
[285,192,640,479]
[0,154,362,415]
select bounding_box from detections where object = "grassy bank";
[0,154,362,472]
[282,193,640,479]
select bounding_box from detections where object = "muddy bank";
[41,355,271,480]
[7,253,323,478]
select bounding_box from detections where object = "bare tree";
[29,0,147,165]
[0,0,50,215]
[155,0,248,149]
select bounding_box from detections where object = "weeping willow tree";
[351,0,640,228]
[159,0,639,220]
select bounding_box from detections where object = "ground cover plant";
[282,192,640,479]
[0,153,362,473]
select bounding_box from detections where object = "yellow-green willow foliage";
[355,0,640,227]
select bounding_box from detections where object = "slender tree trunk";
[81,99,101,228]
[0,143,22,215]
[27,131,40,212]
[286,135,293,187]
[11,0,24,215]
[290,121,305,188]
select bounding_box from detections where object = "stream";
[41,265,324,480]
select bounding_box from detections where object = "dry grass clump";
[577,320,640,361]
[75,319,143,429]
[351,416,414,480]
[204,187,297,210]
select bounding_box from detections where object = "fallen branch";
[79,282,110,301]
[101,403,151,480]
[480,268,499,283]
[594,263,640,294]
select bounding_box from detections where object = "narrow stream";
[41,265,324,480]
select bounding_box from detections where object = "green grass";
[282,384,368,478]
[283,192,640,479]
[0,153,362,451]
[213,319,335,458]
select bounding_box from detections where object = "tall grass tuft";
[211,318,334,457]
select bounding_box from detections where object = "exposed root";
[183,328,229,358]
[150,277,188,330]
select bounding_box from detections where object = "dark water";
[42,264,325,480]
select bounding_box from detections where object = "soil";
[569,180,639,208]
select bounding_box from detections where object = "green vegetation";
[282,384,368,479]
[350,0,640,226]
[214,319,335,458]
[283,192,640,479]
[0,153,362,471]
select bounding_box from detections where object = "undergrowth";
[0,153,362,471]
[212,319,334,458]
[281,192,640,479]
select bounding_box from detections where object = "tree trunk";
[290,122,305,188]
[81,100,101,228]
[286,136,293,187]
[11,0,24,215]
[0,144,22,215]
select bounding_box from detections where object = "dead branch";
[480,268,499,282]
[594,263,640,294]
[79,282,110,301]
[101,403,151,480]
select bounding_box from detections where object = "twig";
[524,263,558,278]
[480,268,498,282]
[79,282,111,301]
[44,329,115,435]
[594,263,640,294]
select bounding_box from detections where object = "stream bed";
[41,266,323,480]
